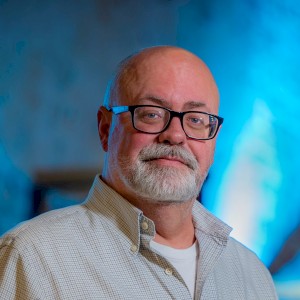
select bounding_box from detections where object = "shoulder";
[222,237,277,295]
[203,237,278,299]
[0,205,87,252]
[224,237,269,273]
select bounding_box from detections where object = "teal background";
[1,1,299,298]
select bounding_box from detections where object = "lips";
[145,156,191,169]
[158,156,186,164]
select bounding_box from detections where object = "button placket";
[130,244,138,253]
[141,221,149,231]
[165,267,173,276]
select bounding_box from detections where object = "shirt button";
[165,268,173,276]
[141,221,149,230]
[130,244,138,252]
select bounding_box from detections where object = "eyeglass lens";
[133,106,218,139]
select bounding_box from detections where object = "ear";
[97,106,112,152]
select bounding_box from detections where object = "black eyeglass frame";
[105,105,224,140]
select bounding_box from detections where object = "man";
[0,46,277,299]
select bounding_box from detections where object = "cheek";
[108,124,155,163]
[107,116,132,154]
[190,141,216,169]
[124,133,157,159]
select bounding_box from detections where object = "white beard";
[120,144,208,203]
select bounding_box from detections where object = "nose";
[158,116,187,145]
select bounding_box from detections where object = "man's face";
[102,50,220,203]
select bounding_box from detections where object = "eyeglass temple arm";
[103,105,130,114]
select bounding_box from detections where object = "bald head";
[104,46,219,112]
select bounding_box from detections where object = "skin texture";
[98,46,220,248]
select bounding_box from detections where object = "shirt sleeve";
[0,238,42,300]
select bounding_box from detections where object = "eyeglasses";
[105,105,224,140]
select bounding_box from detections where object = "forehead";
[117,49,219,112]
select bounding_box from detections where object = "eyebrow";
[139,95,207,110]
[139,96,169,107]
[183,101,207,110]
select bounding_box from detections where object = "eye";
[140,110,162,119]
[135,107,165,124]
[186,114,205,126]
[143,112,160,119]
[190,117,203,124]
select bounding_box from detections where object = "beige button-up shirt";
[0,175,278,299]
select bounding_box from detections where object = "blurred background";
[1,0,299,298]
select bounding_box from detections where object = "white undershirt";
[150,240,199,297]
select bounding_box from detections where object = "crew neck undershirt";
[150,240,199,297]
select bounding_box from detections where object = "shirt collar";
[84,175,231,252]
[83,175,155,255]
[192,201,232,246]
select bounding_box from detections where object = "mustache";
[138,144,198,171]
